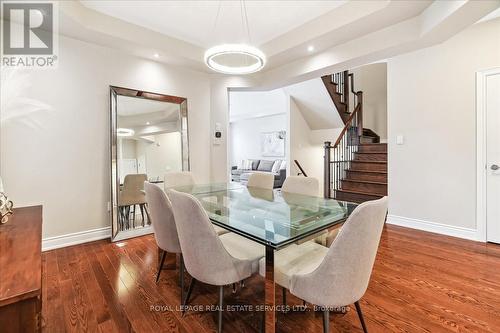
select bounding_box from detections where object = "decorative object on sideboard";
[0,178,13,224]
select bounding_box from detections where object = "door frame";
[476,67,500,242]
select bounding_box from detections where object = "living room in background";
[228,89,289,188]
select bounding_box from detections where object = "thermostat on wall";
[213,122,222,145]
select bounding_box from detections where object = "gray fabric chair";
[164,171,228,236]
[281,176,319,197]
[260,196,387,333]
[167,190,264,333]
[144,182,186,302]
[247,172,274,190]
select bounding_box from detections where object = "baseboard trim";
[42,226,111,252]
[386,215,479,241]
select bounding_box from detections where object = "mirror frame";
[109,86,189,240]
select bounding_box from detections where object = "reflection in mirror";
[110,87,189,240]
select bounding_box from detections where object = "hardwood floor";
[41,225,500,333]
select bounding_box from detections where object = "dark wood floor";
[41,225,500,333]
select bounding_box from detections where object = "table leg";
[265,246,275,333]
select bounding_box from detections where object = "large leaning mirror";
[110,86,189,241]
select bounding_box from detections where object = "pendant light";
[204,0,266,74]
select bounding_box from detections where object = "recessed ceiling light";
[153,53,159,58]
[117,128,135,137]
[307,45,315,52]
[146,122,150,125]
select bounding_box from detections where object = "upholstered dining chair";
[164,171,228,236]
[247,172,274,190]
[259,196,387,333]
[144,182,186,302]
[167,190,265,333]
[119,174,148,229]
[281,176,319,197]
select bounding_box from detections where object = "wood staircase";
[334,143,387,203]
[322,70,387,204]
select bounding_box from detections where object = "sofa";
[232,159,287,188]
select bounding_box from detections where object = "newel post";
[324,141,331,198]
[357,91,363,137]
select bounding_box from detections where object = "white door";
[486,72,500,243]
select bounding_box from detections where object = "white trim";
[387,215,479,241]
[42,226,111,252]
[112,225,154,242]
[476,67,500,242]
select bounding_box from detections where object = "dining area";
[106,88,388,332]
[145,171,387,333]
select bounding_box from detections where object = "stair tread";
[342,179,387,185]
[355,152,387,154]
[350,160,387,164]
[335,189,385,197]
[360,143,387,146]
[346,169,387,174]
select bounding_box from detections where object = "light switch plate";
[396,135,404,145]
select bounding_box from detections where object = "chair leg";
[179,254,185,303]
[354,301,368,333]
[139,204,145,227]
[282,287,287,307]
[218,285,224,333]
[182,277,197,314]
[132,205,136,228]
[156,250,166,283]
[323,309,329,333]
[144,204,151,224]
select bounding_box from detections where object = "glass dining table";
[169,182,357,332]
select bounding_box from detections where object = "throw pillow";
[271,160,282,173]
[280,160,287,170]
[250,159,260,170]
[241,159,252,170]
[257,160,274,172]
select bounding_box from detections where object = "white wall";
[135,132,182,181]
[289,97,342,196]
[229,114,287,167]
[350,63,388,140]
[0,35,211,239]
[209,76,260,182]
[387,18,500,237]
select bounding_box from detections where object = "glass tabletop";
[169,183,357,249]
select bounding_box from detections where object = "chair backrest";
[167,190,249,286]
[247,172,274,190]
[290,196,388,307]
[282,176,319,197]
[144,182,181,253]
[164,171,195,190]
[120,174,147,206]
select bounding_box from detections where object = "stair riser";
[333,191,382,204]
[341,181,387,196]
[360,137,378,144]
[351,161,387,172]
[358,145,387,153]
[346,171,387,182]
[354,153,387,162]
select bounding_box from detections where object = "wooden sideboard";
[0,206,43,333]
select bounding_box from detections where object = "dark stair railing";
[324,72,363,198]
[294,160,308,177]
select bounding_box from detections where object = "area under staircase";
[322,71,387,204]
